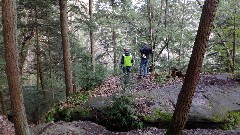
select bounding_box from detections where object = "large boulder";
[148,74,240,129]
[85,74,240,129]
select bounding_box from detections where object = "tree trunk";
[147,0,155,72]
[59,0,73,97]
[179,0,186,66]
[35,7,46,96]
[232,8,236,73]
[164,0,171,75]
[47,29,53,88]
[165,0,219,135]
[215,32,234,72]
[2,0,31,134]
[19,30,34,75]
[111,0,117,75]
[89,0,96,72]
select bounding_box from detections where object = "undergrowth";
[97,94,143,131]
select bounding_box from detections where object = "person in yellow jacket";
[120,48,134,76]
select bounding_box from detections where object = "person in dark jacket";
[139,43,153,77]
[121,48,134,75]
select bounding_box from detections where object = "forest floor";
[1,73,240,135]
[1,115,240,135]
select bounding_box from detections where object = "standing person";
[121,48,134,83]
[139,43,153,77]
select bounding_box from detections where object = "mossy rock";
[222,110,240,130]
[143,107,172,124]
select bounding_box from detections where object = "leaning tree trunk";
[165,0,219,135]
[2,0,31,134]
[59,0,73,97]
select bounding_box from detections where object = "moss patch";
[143,108,172,124]
[222,111,240,130]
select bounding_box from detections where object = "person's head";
[124,48,129,52]
[143,42,148,47]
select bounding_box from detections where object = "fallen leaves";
[0,115,15,135]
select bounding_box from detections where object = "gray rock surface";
[149,74,240,123]
[86,74,240,126]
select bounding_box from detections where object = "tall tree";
[147,0,155,72]
[34,6,46,96]
[2,0,31,134]
[59,0,73,97]
[166,0,219,135]
[232,8,236,73]
[111,0,117,75]
[89,0,96,71]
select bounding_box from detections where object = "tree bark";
[165,0,219,135]
[35,7,46,96]
[89,0,96,72]
[2,0,31,134]
[164,0,171,75]
[179,0,186,66]
[147,0,155,72]
[19,30,34,75]
[232,8,236,73]
[59,0,73,97]
[111,0,117,75]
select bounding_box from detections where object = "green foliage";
[45,109,56,122]
[223,111,240,130]
[98,95,143,131]
[72,46,108,90]
[74,62,108,90]
[45,107,72,122]
[205,115,225,123]
[21,86,65,123]
[70,33,109,91]
[68,92,90,104]
[45,92,91,122]
[154,108,172,122]
[71,108,92,120]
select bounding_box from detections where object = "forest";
[0,0,240,135]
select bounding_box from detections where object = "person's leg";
[126,66,131,83]
[126,66,131,75]
[122,66,128,84]
[123,66,126,74]
[143,60,148,76]
[139,59,143,76]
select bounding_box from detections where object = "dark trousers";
[123,66,131,84]
[123,66,131,74]
[139,59,148,76]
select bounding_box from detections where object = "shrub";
[73,61,108,91]
[45,92,90,122]
[45,107,72,122]
[98,95,143,131]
